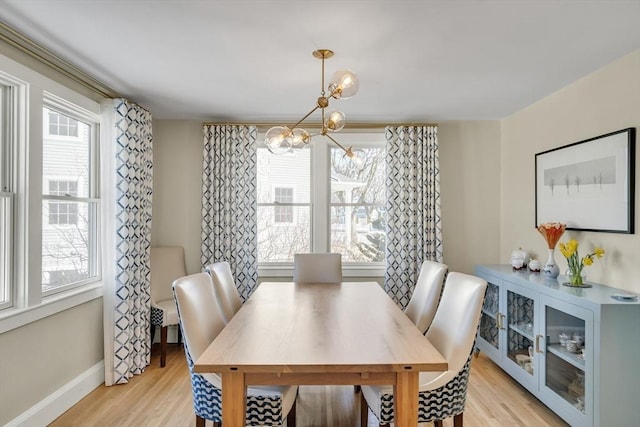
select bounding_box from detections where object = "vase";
[542,248,560,278]
[565,268,587,286]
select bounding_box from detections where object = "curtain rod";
[202,122,439,130]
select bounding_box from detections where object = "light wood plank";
[50,345,567,426]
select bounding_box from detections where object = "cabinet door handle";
[535,334,544,353]
[497,313,505,330]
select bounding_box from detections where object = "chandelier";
[265,49,362,165]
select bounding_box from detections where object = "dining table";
[194,281,448,426]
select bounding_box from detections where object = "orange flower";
[537,222,566,249]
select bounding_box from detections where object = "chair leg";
[453,413,463,427]
[150,324,156,346]
[360,392,368,427]
[287,398,297,427]
[160,326,168,367]
[195,415,205,427]
[177,326,182,345]
[212,422,221,427]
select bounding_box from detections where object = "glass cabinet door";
[504,285,536,385]
[539,295,593,427]
[478,281,501,358]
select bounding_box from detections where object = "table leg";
[394,371,419,427]
[221,372,246,427]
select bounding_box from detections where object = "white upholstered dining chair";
[150,246,186,367]
[204,261,243,324]
[360,272,487,427]
[173,272,298,427]
[404,260,448,334]
[293,253,342,283]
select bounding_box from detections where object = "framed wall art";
[535,127,636,233]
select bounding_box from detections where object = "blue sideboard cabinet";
[474,265,640,427]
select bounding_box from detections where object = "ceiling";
[0,0,638,122]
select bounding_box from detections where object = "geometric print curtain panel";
[384,125,443,310]
[201,125,258,301]
[108,99,154,385]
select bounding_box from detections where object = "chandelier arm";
[324,133,349,155]
[291,105,321,130]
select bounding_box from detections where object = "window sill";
[0,283,103,334]
[258,263,385,278]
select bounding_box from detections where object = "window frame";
[0,54,103,332]
[41,96,101,297]
[257,130,386,278]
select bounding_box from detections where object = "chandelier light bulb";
[328,69,359,99]
[324,110,346,132]
[291,128,311,146]
[265,126,293,154]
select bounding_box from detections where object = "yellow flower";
[594,247,605,258]
[583,256,593,266]
[559,240,577,258]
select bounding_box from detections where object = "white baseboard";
[5,360,105,427]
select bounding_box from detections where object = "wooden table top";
[194,282,447,375]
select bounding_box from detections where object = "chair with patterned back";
[173,272,298,427]
[293,253,343,283]
[150,246,186,367]
[404,260,448,334]
[204,261,243,324]
[360,272,487,427]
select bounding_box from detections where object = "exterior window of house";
[48,180,78,225]
[41,105,99,294]
[257,132,386,268]
[274,187,294,223]
[48,110,78,137]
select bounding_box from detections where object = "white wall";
[439,121,502,274]
[0,299,103,425]
[151,120,203,274]
[501,50,640,293]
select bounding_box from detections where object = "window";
[0,56,102,328]
[330,147,386,262]
[47,180,78,225]
[41,105,99,294]
[257,132,386,267]
[47,110,78,137]
[274,187,294,223]
[0,80,15,309]
[257,149,311,262]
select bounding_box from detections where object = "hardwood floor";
[50,344,567,426]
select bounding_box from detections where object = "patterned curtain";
[103,99,153,386]
[384,125,442,309]
[201,125,258,300]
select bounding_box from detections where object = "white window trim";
[0,52,103,331]
[257,130,387,278]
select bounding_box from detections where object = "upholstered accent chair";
[204,261,243,324]
[173,272,298,427]
[293,253,342,283]
[360,272,487,427]
[150,246,186,367]
[404,260,448,334]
